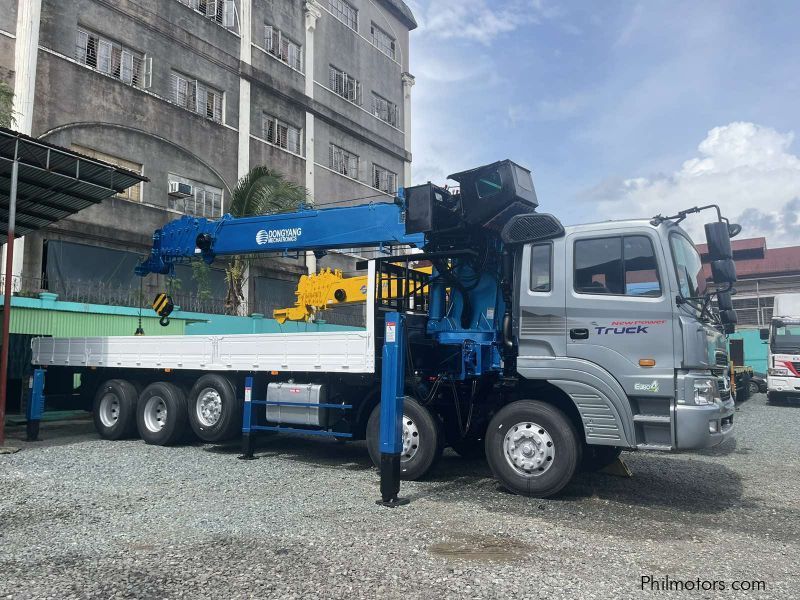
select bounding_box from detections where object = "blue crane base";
[376,312,410,507]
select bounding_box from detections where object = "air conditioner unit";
[168,181,193,198]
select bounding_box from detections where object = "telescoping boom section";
[136,201,424,276]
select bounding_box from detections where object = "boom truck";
[29,160,740,499]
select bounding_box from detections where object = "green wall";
[730,328,768,374]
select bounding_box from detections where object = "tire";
[366,396,443,480]
[485,400,580,498]
[93,379,139,440]
[450,437,486,459]
[187,374,241,442]
[581,445,623,472]
[747,381,760,396]
[136,381,189,445]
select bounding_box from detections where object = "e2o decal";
[634,380,659,393]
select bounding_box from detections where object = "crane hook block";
[152,293,175,327]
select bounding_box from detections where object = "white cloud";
[416,0,555,45]
[588,122,800,246]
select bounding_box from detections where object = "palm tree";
[223,166,308,315]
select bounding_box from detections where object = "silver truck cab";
[515,218,735,452]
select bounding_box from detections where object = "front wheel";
[485,400,580,498]
[366,397,443,480]
[747,381,760,396]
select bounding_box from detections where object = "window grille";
[371,93,398,126]
[263,114,302,154]
[328,0,358,31]
[171,71,224,122]
[76,29,147,88]
[330,144,359,179]
[329,65,362,104]
[372,164,397,193]
[264,24,303,71]
[370,22,396,59]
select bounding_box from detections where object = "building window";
[329,0,358,31]
[371,93,398,126]
[263,114,302,155]
[72,145,143,203]
[330,144,359,179]
[574,235,661,297]
[329,65,361,104]
[76,29,148,87]
[370,22,396,59]
[529,243,552,292]
[264,25,303,71]
[176,0,236,29]
[168,175,223,217]
[372,164,396,194]
[170,71,224,122]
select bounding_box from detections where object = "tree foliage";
[224,167,309,315]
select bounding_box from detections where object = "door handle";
[570,328,589,340]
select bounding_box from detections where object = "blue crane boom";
[135,201,424,275]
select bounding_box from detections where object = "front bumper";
[674,397,735,450]
[767,375,800,395]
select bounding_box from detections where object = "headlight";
[693,379,717,405]
[769,368,789,377]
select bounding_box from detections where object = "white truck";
[761,293,800,402]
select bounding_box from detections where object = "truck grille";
[792,362,800,374]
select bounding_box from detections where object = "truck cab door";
[565,232,675,404]
[516,240,567,359]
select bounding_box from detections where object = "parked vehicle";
[760,293,800,402]
[29,160,739,498]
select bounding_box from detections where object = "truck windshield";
[771,324,800,353]
[669,233,706,298]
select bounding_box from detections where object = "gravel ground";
[1,393,798,599]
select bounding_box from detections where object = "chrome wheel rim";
[503,421,555,476]
[196,387,222,427]
[401,414,419,462]
[98,393,120,428]
[143,396,168,433]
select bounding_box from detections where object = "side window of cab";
[574,235,661,297]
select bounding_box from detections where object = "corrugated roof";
[697,236,767,255]
[702,244,800,279]
[0,126,148,245]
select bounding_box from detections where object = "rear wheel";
[366,397,443,480]
[93,379,138,440]
[136,382,189,445]
[485,400,580,497]
[747,381,760,396]
[187,374,241,442]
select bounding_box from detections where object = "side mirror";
[711,258,737,284]
[728,223,742,238]
[759,328,769,340]
[719,309,737,324]
[723,322,736,334]
[717,290,733,311]
[704,221,733,261]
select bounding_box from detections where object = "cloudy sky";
[405,0,800,246]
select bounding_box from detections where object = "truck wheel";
[136,382,189,445]
[485,400,580,498]
[366,397,443,480]
[581,445,623,472]
[93,379,138,440]
[187,374,241,442]
[747,381,760,396]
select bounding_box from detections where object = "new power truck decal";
[594,319,666,335]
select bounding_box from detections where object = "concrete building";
[0,0,416,315]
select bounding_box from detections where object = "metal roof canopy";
[0,126,147,446]
[0,126,148,245]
